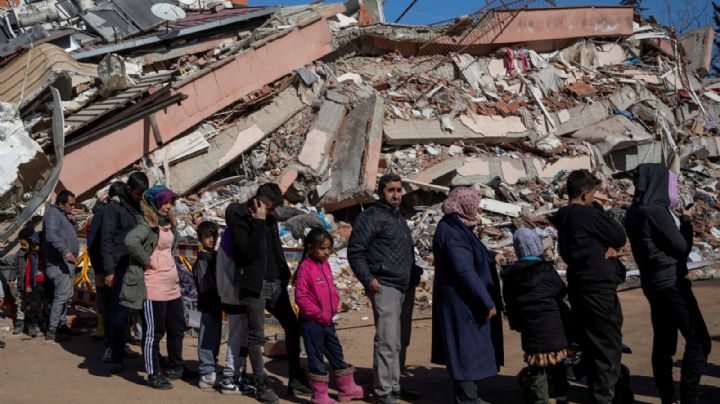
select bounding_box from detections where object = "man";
[348,173,422,404]
[101,172,148,373]
[225,183,312,403]
[550,170,627,404]
[43,190,80,342]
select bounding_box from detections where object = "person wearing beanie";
[502,228,570,404]
[123,184,184,390]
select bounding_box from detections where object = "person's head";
[28,232,41,252]
[378,173,403,209]
[56,190,76,214]
[143,185,177,218]
[303,227,334,263]
[566,169,601,206]
[126,172,150,203]
[197,221,219,251]
[441,187,482,228]
[18,226,34,251]
[255,183,284,216]
[108,181,126,200]
[513,228,544,259]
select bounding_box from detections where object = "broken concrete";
[384,117,528,146]
[298,100,346,173]
[572,115,654,156]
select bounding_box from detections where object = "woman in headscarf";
[123,185,184,390]
[431,187,504,404]
[624,163,711,404]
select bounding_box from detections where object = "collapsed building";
[1,0,720,308]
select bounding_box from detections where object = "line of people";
[0,165,712,404]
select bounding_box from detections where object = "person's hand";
[367,278,382,296]
[65,252,76,262]
[604,247,618,259]
[25,286,32,294]
[486,306,497,320]
[104,274,115,288]
[250,198,268,220]
[495,254,506,266]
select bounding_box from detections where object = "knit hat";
[513,227,544,259]
[143,185,177,212]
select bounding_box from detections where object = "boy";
[550,169,627,404]
[22,233,48,339]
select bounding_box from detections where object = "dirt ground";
[1,279,720,404]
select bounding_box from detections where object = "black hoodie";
[624,164,693,292]
[550,201,627,290]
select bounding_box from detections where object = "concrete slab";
[572,115,654,155]
[383,118,528,145]
[680,27,715,75]
[298,100,347,173]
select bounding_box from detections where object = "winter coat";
[224,201,290,296]
[501,260,569,354]
[193,249,220,313]
[87,204,106,276]
[42,204,79,270]
[121,201,178,310]
[13,249,28,289]
[550,202,627,290]
[348,200,421,293]
[431,213,504,380]
[100,197,140,276]
[294,257,340,327]
[624,164,693,292]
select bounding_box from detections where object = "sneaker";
[147,374,173,390]
[124,345,140,359]
[255,379,280,403]
[110,362,125,374]
[219,378,243,395]
[236,378,257,396]
[163,367,184,381]
[198,373,216,389]
[13,323,24,335]
[102,347,113,363]
[45,330,69,342]
[287,376,312,398]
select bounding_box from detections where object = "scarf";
[143,185,177,213]
[442,187,481,228]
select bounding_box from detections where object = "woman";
[123,185,184,390]
[431,187,504,404]
[624,164,711,404]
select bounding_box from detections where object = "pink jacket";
[294,257,340,327]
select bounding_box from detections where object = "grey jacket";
[120,201,178,310]
[42,204,79,269]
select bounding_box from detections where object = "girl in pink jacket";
[295,228,366,404]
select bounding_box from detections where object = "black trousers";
[645,280,711,404]
[96,285,113,348]
[23,282,48,331]
[142,298,185,376]
[569,287,623,404]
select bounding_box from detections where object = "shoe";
[255,378,280,403]
[13,322,24,335]
[198,372,216,389]
[110,362,125,374]
[288,373,313,398]
[375,395,399,404]
[0,340,5,349]
[163,367,184,381]
[124,345,140,359]
[219,377,243,395]
[334,365,367,402]
[236,377,257,395]
[45,330,69,342]
[395,387,421,401]
[102,347,113,363]
[309,372,337,404]
[147,374,173,390]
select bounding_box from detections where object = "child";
[502,228,569,404]
[22,232,48,339]
[294,228,365,404]
[193,221,222,389]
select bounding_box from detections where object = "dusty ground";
[1,280,720,404]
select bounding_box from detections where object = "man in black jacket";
[348,173,422,404]
[100,172,148,372]
[624,164,711,404]
[550,169,627,404]
[225,183,311,403]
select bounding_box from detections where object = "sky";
[249,0,717,33]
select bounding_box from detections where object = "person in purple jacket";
[295,228,366,404]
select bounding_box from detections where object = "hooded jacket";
[294,257,340,327]
[501,260,569,354]
[550,202,626,289]
[624,164,693,292]
[42,204,79,269]
[99,196,140,276]
[224,201,290,296]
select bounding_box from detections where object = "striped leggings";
[142,298,185,375]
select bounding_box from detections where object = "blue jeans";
[197,311,222,376]
[110,268,130,364]
[300,318,347,375]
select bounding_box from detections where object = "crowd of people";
[0,164,713,404]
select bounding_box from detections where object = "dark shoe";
[110,362,125,374]
[45,330,69,342]
[0,340,5,349]
[375,395,399,404]
[395,387,421,401]
[13,322,24,335]
[287,375,313,398]
[256,378,280,403]
[148,374,173,390]
[219,378,243,395]
[163,367,183,380]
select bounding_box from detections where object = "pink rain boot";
[309,373,337,404]
[334,365,367,402]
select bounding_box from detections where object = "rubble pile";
[2,1,720,309]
